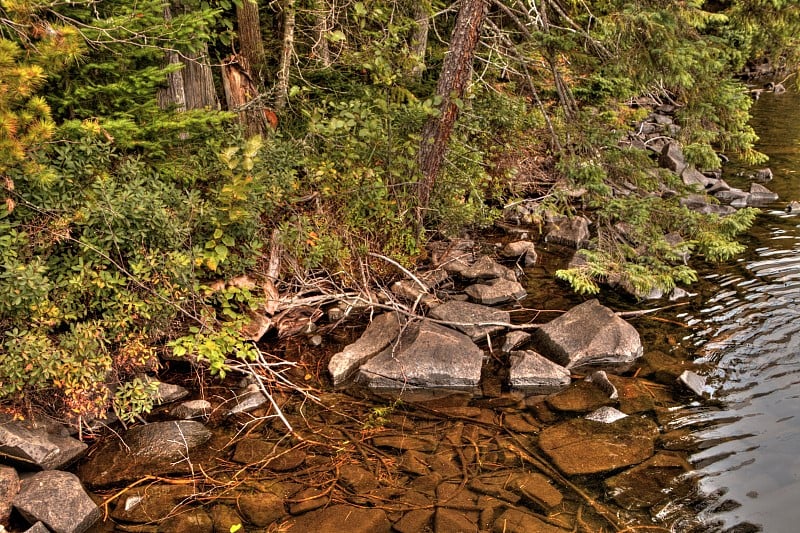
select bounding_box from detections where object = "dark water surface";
[672,87,800,531]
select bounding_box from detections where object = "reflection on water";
[672,86,800,531]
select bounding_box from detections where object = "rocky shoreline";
[0,235,720,532]
[0,96,780,533]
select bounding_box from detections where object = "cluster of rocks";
[628,103,782,213]
[0,378,234,533]
[328,238,647,398]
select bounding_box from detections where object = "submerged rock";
[538,416,658,475]
[508,350,571,394]
[546,381,615,413]
[328,312,402,386]
[532,299,643,371]
[284,504,391,533]
[604,452,693,509]
[77,420,212,488]
[358,320,484,390]
[110,484,195,523]
[492,508,568,533]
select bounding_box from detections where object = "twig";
[615,302,688,318]
[368,252,429,293]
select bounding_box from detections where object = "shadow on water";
[660,85,800,531]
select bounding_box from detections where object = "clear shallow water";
[674,86,800,531]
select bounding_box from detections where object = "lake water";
[672,85,800,531]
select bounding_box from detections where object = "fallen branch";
[615,302,688,318]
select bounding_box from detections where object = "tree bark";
[312,0,331,68]
[416,0,487,218]
[237,0,267,81]
[157,5,186,111]
[274,0,296,110]
[408,1,431,80]
[182,46,218,110]
[222,54,267,137]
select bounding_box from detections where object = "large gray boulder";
[659,142,686,173]
[358,320,484,390]
[13,471,100,533]
[508,351,570,393]
[748,182,779,204]
[544,216,590,248]
[328,312,402,386]
[0,416,87,471]
[0,465,19,524]
[77,420,212,488]
[532,299,643,371]
[428,300,509,341]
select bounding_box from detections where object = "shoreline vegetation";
[1,0,799,437]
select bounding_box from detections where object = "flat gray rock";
[460,255,515,281]
[501,331,531,353]
[428,300,509,341]
[465,277,526,305]
[545,216,590,248]
[500,241,537,266]
[77,420,212,488]
[749,182,779,203]
[358,320,484,390]
[508,350,570,393]
[532,299,642,371]
[171,399,212,419]
[14,471,100,533]
[0,416,87,471]
[328,312,402,386]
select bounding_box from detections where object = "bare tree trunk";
[417,0,487,218]
[274,0,296,110]
[312,0,331,68]
[182,46,218,110]
[157,5,186,111]
[408,1,431,80]
[222,55,267,137]
[237,0,267,81]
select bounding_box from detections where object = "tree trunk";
[416,0,487,218]
[408,1,431,80]
[237,0,267,81]
[312,0,331,68]
[182,46,218,110]
[157,5,186,111]
[274,0,296,110]
[222,54,267,137]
